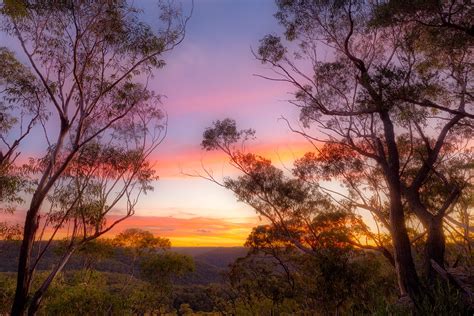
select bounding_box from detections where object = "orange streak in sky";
[2,140,317,247]
[153,140,316,178]
[1,211,259,247]
[106,215,258,246]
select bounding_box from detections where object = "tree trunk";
[390,200,423,302]
[27,248,76,315]
[425,217,445,282]
[378,107,423,304]
[11,201,41,316]
[403,190,447,284]
[11,128,68,315]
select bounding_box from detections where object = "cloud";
[0,211,260,247]
[196,229,212,234]
[140,226,176,232]
[105,215,259,246]
[151,139,316,179]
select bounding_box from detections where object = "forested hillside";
[0,242,245,285]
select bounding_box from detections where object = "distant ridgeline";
[0,241,247,285]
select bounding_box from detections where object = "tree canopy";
[202,0,473,310]
[0,0,188,313]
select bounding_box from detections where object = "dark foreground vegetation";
[1,231,472,315]
[0,0,473,314]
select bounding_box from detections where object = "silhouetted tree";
[203,0,472,306]
[201,119,391,258]
[214,220,397,315]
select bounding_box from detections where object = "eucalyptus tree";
[113,228,194,314]
[0,1,188,314]
[0,45,43,240]
[113,228,171,281]
[202,119,393,261]
[203,0,472,307]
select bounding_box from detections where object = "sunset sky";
[134,0,315,246]
[2,0,317,246]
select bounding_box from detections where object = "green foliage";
[0,0,186,310]
[199,246,398,315]
[202,118,255,152]
[258,35,286,63]
[0,0,28,18]
[141,252,195,286]
[41,271,121,315]
[0,47,42,110]
[173,285,216,313]
[373,281,472,316]
[414,281,471,315]
[35,270,175,314]
[34,257,194,315]
[237,229,398,314]
[54,239,115,270]
[0,222,21,240]
[0,168,25,206]
[0,273,15,314]
[179,303,194,315]
[218,0,473,309]
[0,228,195,314]
[0,47,41,210]
[114,228,171,256]
[0,241,471,314]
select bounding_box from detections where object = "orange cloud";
[153,139,317,178]
[106,215,258,246]
[1,211,259,247]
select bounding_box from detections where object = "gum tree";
[256,0,472,303]
[203,0,472,306]
[0,1,188,314]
